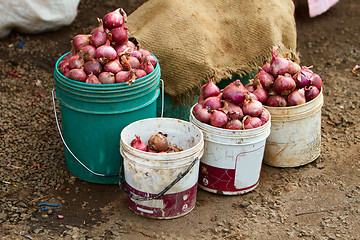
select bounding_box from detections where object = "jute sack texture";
[127,0,298,103]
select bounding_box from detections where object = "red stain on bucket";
[125,183,198,218]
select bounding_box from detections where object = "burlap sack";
[127,0,298,103]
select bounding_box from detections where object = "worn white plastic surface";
[189,108,271,195]
[263,90,323,167]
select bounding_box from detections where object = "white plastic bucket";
[263,90,324,167]
[189,107,271,195]
[120,118,204,219]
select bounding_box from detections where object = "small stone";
[240,201,250,208]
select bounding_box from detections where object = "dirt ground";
[0,0,359,239]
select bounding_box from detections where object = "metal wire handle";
[119,156,199,201]
[52,78,164,177]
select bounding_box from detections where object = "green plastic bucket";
[53,52,161,184]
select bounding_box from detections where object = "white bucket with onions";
[263,89,323,167]
[189,106,271,195]
[119,118,204,219]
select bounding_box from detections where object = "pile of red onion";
[131,133,183,153]
[57,8,158,84]
[193,77,270,130]
[246,47,322,107]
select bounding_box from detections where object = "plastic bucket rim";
[120,117,204,160]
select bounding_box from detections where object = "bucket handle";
[119,156,199,201]
[160,79,164,118]
[51,89,119,177]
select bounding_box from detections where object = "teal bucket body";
[54,52,161,184]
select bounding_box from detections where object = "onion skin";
[288,88,306,106]
[104,59,122,74]
[68,55,84,69]
[242,94,263,117]
[201,77,221,99]
[90,20,108,47]
[225,119,243,130]
[80,45,96,61]
[134,69,147,79]
[273,74,296,96]
[203,93,223,110]
[83,59,102,76]
[254,68,274,89]
[259,110,270,125]
[219,100,243,120]
[85,73,101,84]
[148,132,169,152]
[72,34,90,51]
[253,84,268,104]
[245,84,255,93]
[266,95,287,107]
[115,70,133,83]
[287,61,301,75]
[95,45,117,60]
[102,8,125,29]
[68,69,87,82]
[110,27,128,45]
[305,86,320,101]
[222,80,248,104]
[194,106,212,123]
[210,110,228,128]
[98,72,115,84]
[311,73,322,90]
[270,47,290,77]
[58,60,70,75]
[131,135,147,152]
[243,116,262,129]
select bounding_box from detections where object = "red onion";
[145,55,158,67]
[311,73,322,90]
[225,119,243,130]
[98,72,115,84]
[142,60,155,74]
[194,106,212,123]
[222,80,248,104]
[85,73,101,84]
[210,110,228,128]
[95,45,117,60]
[129,56,140,69]
[102,8,125,29]
[305,85,320,101]
[198,95,205,105]
[68,55,84,69]
[148,132,169,152]
[219,100,243,120]
[120,55,131,70]
[131,49,142,60]
[203,93,223,110]
[252,83,268,104]
[115,70,134,83]
[90,20,108,47]
[253,67,274,89]
[134,69,147,79]
[131,135,147,152]
[114,44,130,56]
[58,60,69,75]
[243,116,262,129]
[193,103,203,114]
[83,59,102,76]
[110,27,128,45]
[287,61,301,75]
[288,88,306,106]
[80,45,96,61]
[266,95,287,107]
[68,69,87,82]
[245,83,255,93]
[147,147,158,153]
[104,59,122,74]
[261,59,271,73]
[259,109,270,125]
[242,94,263,117]
[273,73,296,95]
[270,47,290,77]
[201,77,221,99]
[72,34,90,51]
[140,48,151,60]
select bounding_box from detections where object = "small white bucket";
[263,90,324,167]
[189,107,271,195]
[120,118,204,219]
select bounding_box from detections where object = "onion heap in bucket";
[57,8,158,84]
[193,77,269,130]
[246,47,322,107]
[131,133,183,153]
